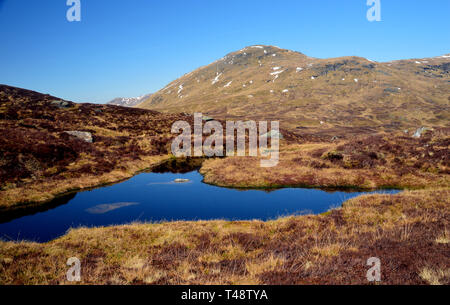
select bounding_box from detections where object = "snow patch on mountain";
[107,94,152,107]
[212,73,223,85]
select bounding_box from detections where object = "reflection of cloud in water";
[85,202,139,214]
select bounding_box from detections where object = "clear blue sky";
[0,0,449,103]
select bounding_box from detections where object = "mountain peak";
[226,45,306,58]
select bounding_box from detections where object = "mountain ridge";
[108,94,152,107]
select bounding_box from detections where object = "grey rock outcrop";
[64,131,93,143]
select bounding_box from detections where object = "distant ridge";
[108,94,152,107]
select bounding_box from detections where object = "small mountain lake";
[0,170,400,242]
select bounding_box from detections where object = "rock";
[64,131,93,143]
[412,127,428,138]
[331,136,339,141]
[202,116,214,122]
[384,87,400,94]
[51,100,70,108]
[174,178,190,183]
[261,130,284,139]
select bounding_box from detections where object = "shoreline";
[0,155,168,211]
[1,151,447,213]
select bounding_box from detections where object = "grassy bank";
[0,155,168,210]
[200,132,449,190]
[1,188,448,285]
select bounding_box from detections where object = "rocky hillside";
[108,94,152,107]
[0,85,191,208]
[138,46,450,137]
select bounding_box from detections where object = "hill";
[138,46,450,138]
[0,84,190,209]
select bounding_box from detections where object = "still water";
[0,171,399,242]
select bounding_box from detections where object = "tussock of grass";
[435,230,449,244]
[419,267,450,285]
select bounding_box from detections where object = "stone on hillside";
[51,100,70,108]
[64,131,93,143]
[412,127,428,138]
[261,130,283,139]
[202,116,214,122]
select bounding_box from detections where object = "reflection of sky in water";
[0,171,399,243]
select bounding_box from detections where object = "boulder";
[64,131,93,143]
[174,178,190,183]
[412,127,428,138]
[51,100,71,108]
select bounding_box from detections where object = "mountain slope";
[0,84,190,209]
[138,46,450,136]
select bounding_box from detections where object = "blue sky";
[0,0,449,103]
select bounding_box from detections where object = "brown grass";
[0,155,167,209]
[200,131,449,190]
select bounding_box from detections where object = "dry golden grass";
[0,155,167,209]
[200,140,449,190]
[435,229,449,244]
[1,188,448,285]
[419,267,450,285]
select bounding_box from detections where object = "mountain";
[138,45,450,137]
[108,94,152,107]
